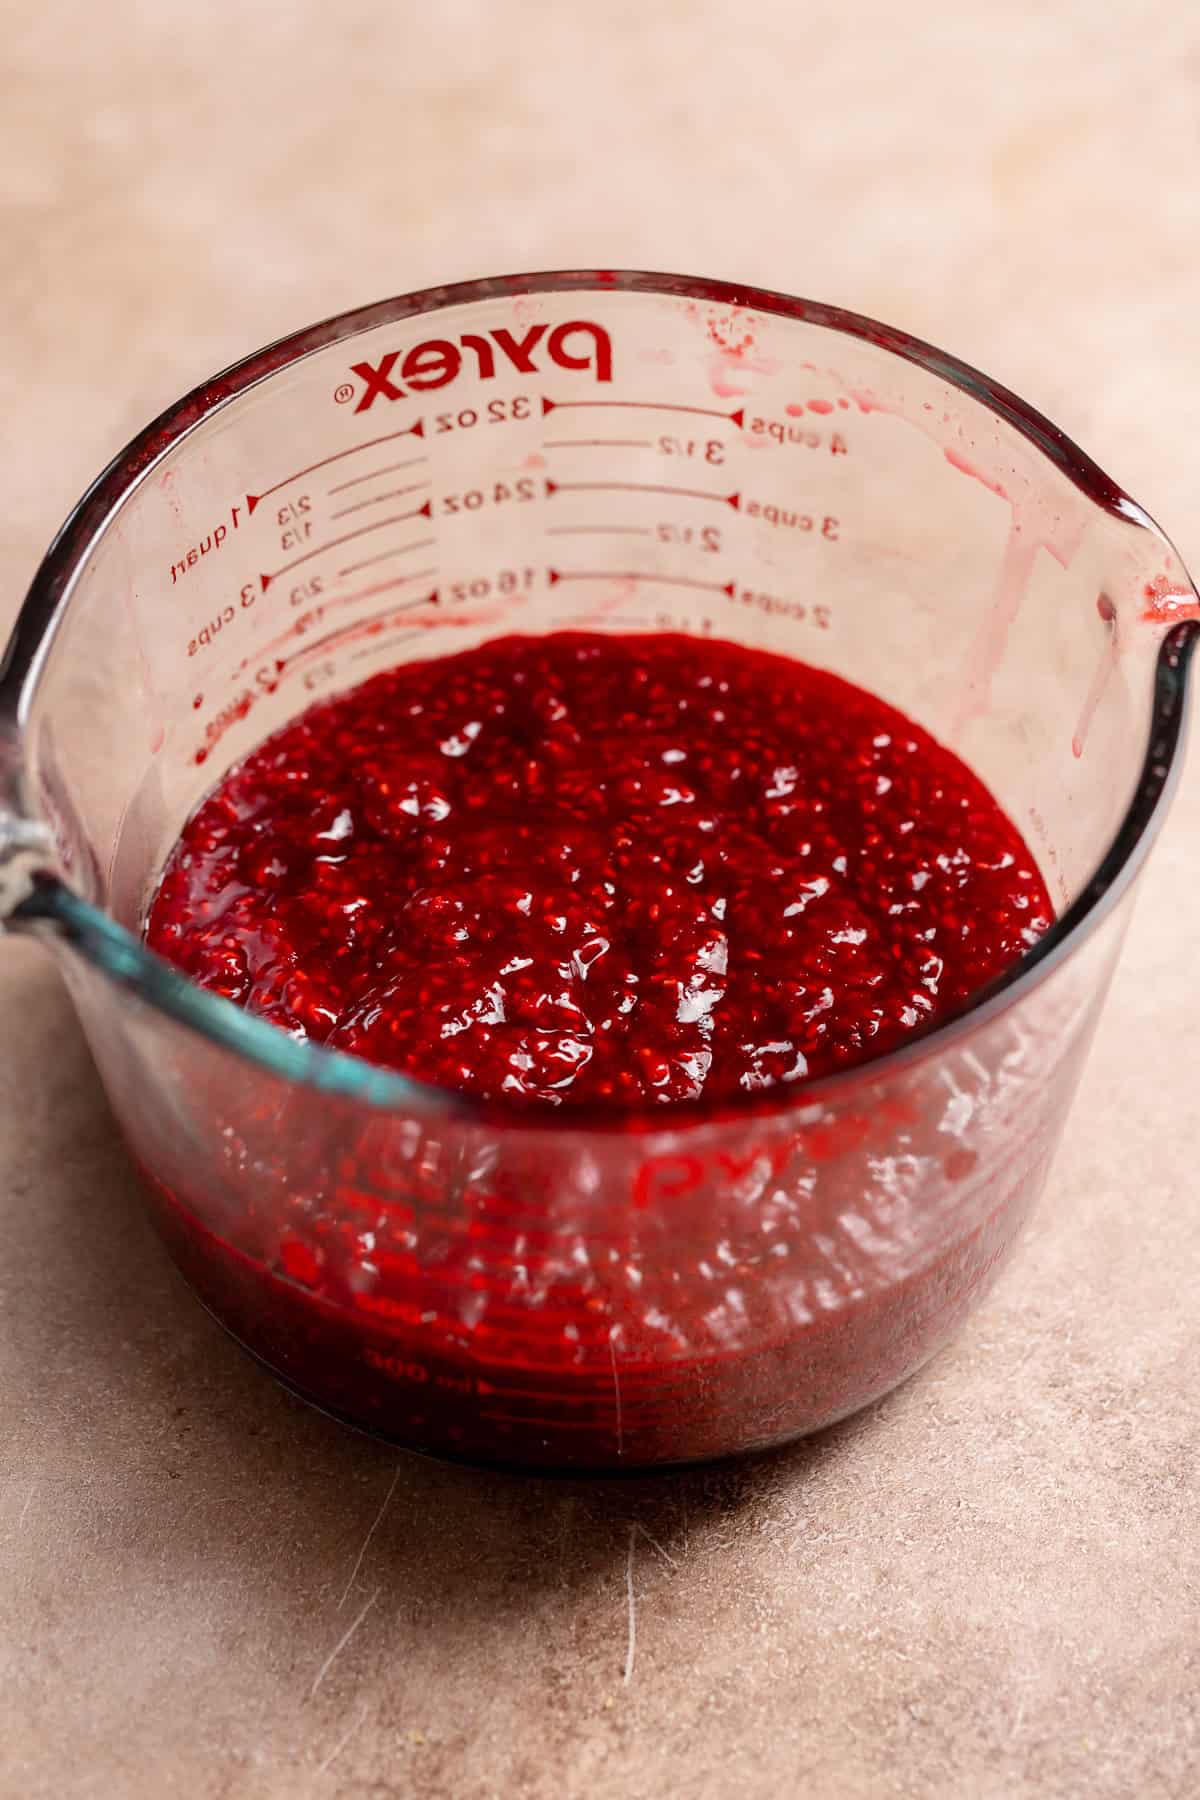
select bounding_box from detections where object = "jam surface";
[147,632,1052,1103]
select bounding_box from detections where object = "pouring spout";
[1141,575,1200,632]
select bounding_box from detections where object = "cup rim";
[5,268,1198,1131]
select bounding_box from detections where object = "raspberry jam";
[143,632,1055,1467]
[149,633,1050,1102]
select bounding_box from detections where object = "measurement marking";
[548,568,735,597]
[549,612,649,629]
[336,592,439,638]
[350,629,425,665]
[543,396,744,426]
[233,570,439,677]
[339,537,435,579]
[543,438,654,450]
[544,525,654,537]
[352,567,437,607]
[246,420,424,512]
[546,479,739,509]
[314,569,438,634]
[276,596,438,675]
[341,569,437,608]
[330,480,430,521]
[328,455,428,496]
[261,502,432,589]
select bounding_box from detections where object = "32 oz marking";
[434,395,534,432]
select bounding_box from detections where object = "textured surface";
[2,4,1199,1796]
[147,631,1053,1098]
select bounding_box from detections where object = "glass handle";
[0,730,56,924]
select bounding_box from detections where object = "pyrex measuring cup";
[1,272,1196,1471]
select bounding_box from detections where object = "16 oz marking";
[448,566,538,603]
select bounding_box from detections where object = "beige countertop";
[3,5,1199,1795]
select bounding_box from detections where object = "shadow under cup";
[2,273,1195,1468]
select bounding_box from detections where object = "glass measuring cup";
[1,271,1196,1471]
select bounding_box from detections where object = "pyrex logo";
[348,320,613,412]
